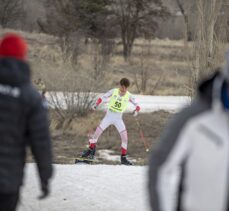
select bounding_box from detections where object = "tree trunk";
[176,0,191,42]
[122,30,133,60]
[123,43,131,59]
[184,15,191,41]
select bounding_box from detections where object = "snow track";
[18,164,150,211]
[46,92,191,113]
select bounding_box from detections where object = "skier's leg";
[119,130,128,155]
[81,113,112,158]
[81,126,104,158]
[114,119,132,165]
[81,125,104,158]
[89,114,111,147]
[89,126,103,148]
[114,119,128,154]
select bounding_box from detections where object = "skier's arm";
[129,95,140,113]
[94,89,114,108]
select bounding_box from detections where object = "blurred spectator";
[0,33,53,211]
[149,52,229,211]
[34,78,46,99]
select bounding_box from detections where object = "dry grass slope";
[0,28,193,95]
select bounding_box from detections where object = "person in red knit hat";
[0,33,53,211]
[0,33,28,60]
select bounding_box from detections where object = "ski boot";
[81,147,96,159]
[121,155,133,165]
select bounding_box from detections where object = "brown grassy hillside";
[0,29,193,95]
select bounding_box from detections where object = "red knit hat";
[0,33,28,61]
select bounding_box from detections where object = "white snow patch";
[98,149,136,162]
[18,164,151,211]
[98,149,121,162]
[46,92,191,113]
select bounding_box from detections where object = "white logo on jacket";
[0,84,20,98]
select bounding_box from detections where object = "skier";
[80,78,140,165]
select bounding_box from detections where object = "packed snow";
[18,164,150,211]
[46,92,191,113]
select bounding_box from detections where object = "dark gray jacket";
[149,71,229,211]
[0,58,53,193]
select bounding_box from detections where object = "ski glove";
[133,106,140,117]
[91,98,102,111]
[91,104,97,111]
[133,110,139,117]
[38,181,50,200]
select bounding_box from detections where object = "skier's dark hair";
[120,78,130,88]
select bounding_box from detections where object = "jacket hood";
[0,58,30,86]
[197,70,223,104]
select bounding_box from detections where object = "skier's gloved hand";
[133,110,138,117]
[38,181,50,200]
[133,106,140,117]
[91,98,102,111]
[91,104,97,111]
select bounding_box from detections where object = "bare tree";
[189,0,226,96]
[47,72,97,130]
[39,0,111,38]
[91,41,106,81]
[134,55,149,94]
[110,0,169,60]
[0,0,24,28]
[37,0,114,71]
[132,42,164,94]
[175,0,195,41]
[49,91,96,127]
[58,32,84,67]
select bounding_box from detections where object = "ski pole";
[134,117,150,152]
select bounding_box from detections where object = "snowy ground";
[46,92,191,113]
[18,164,150,211]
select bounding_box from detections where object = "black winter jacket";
[0,58,53,193]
